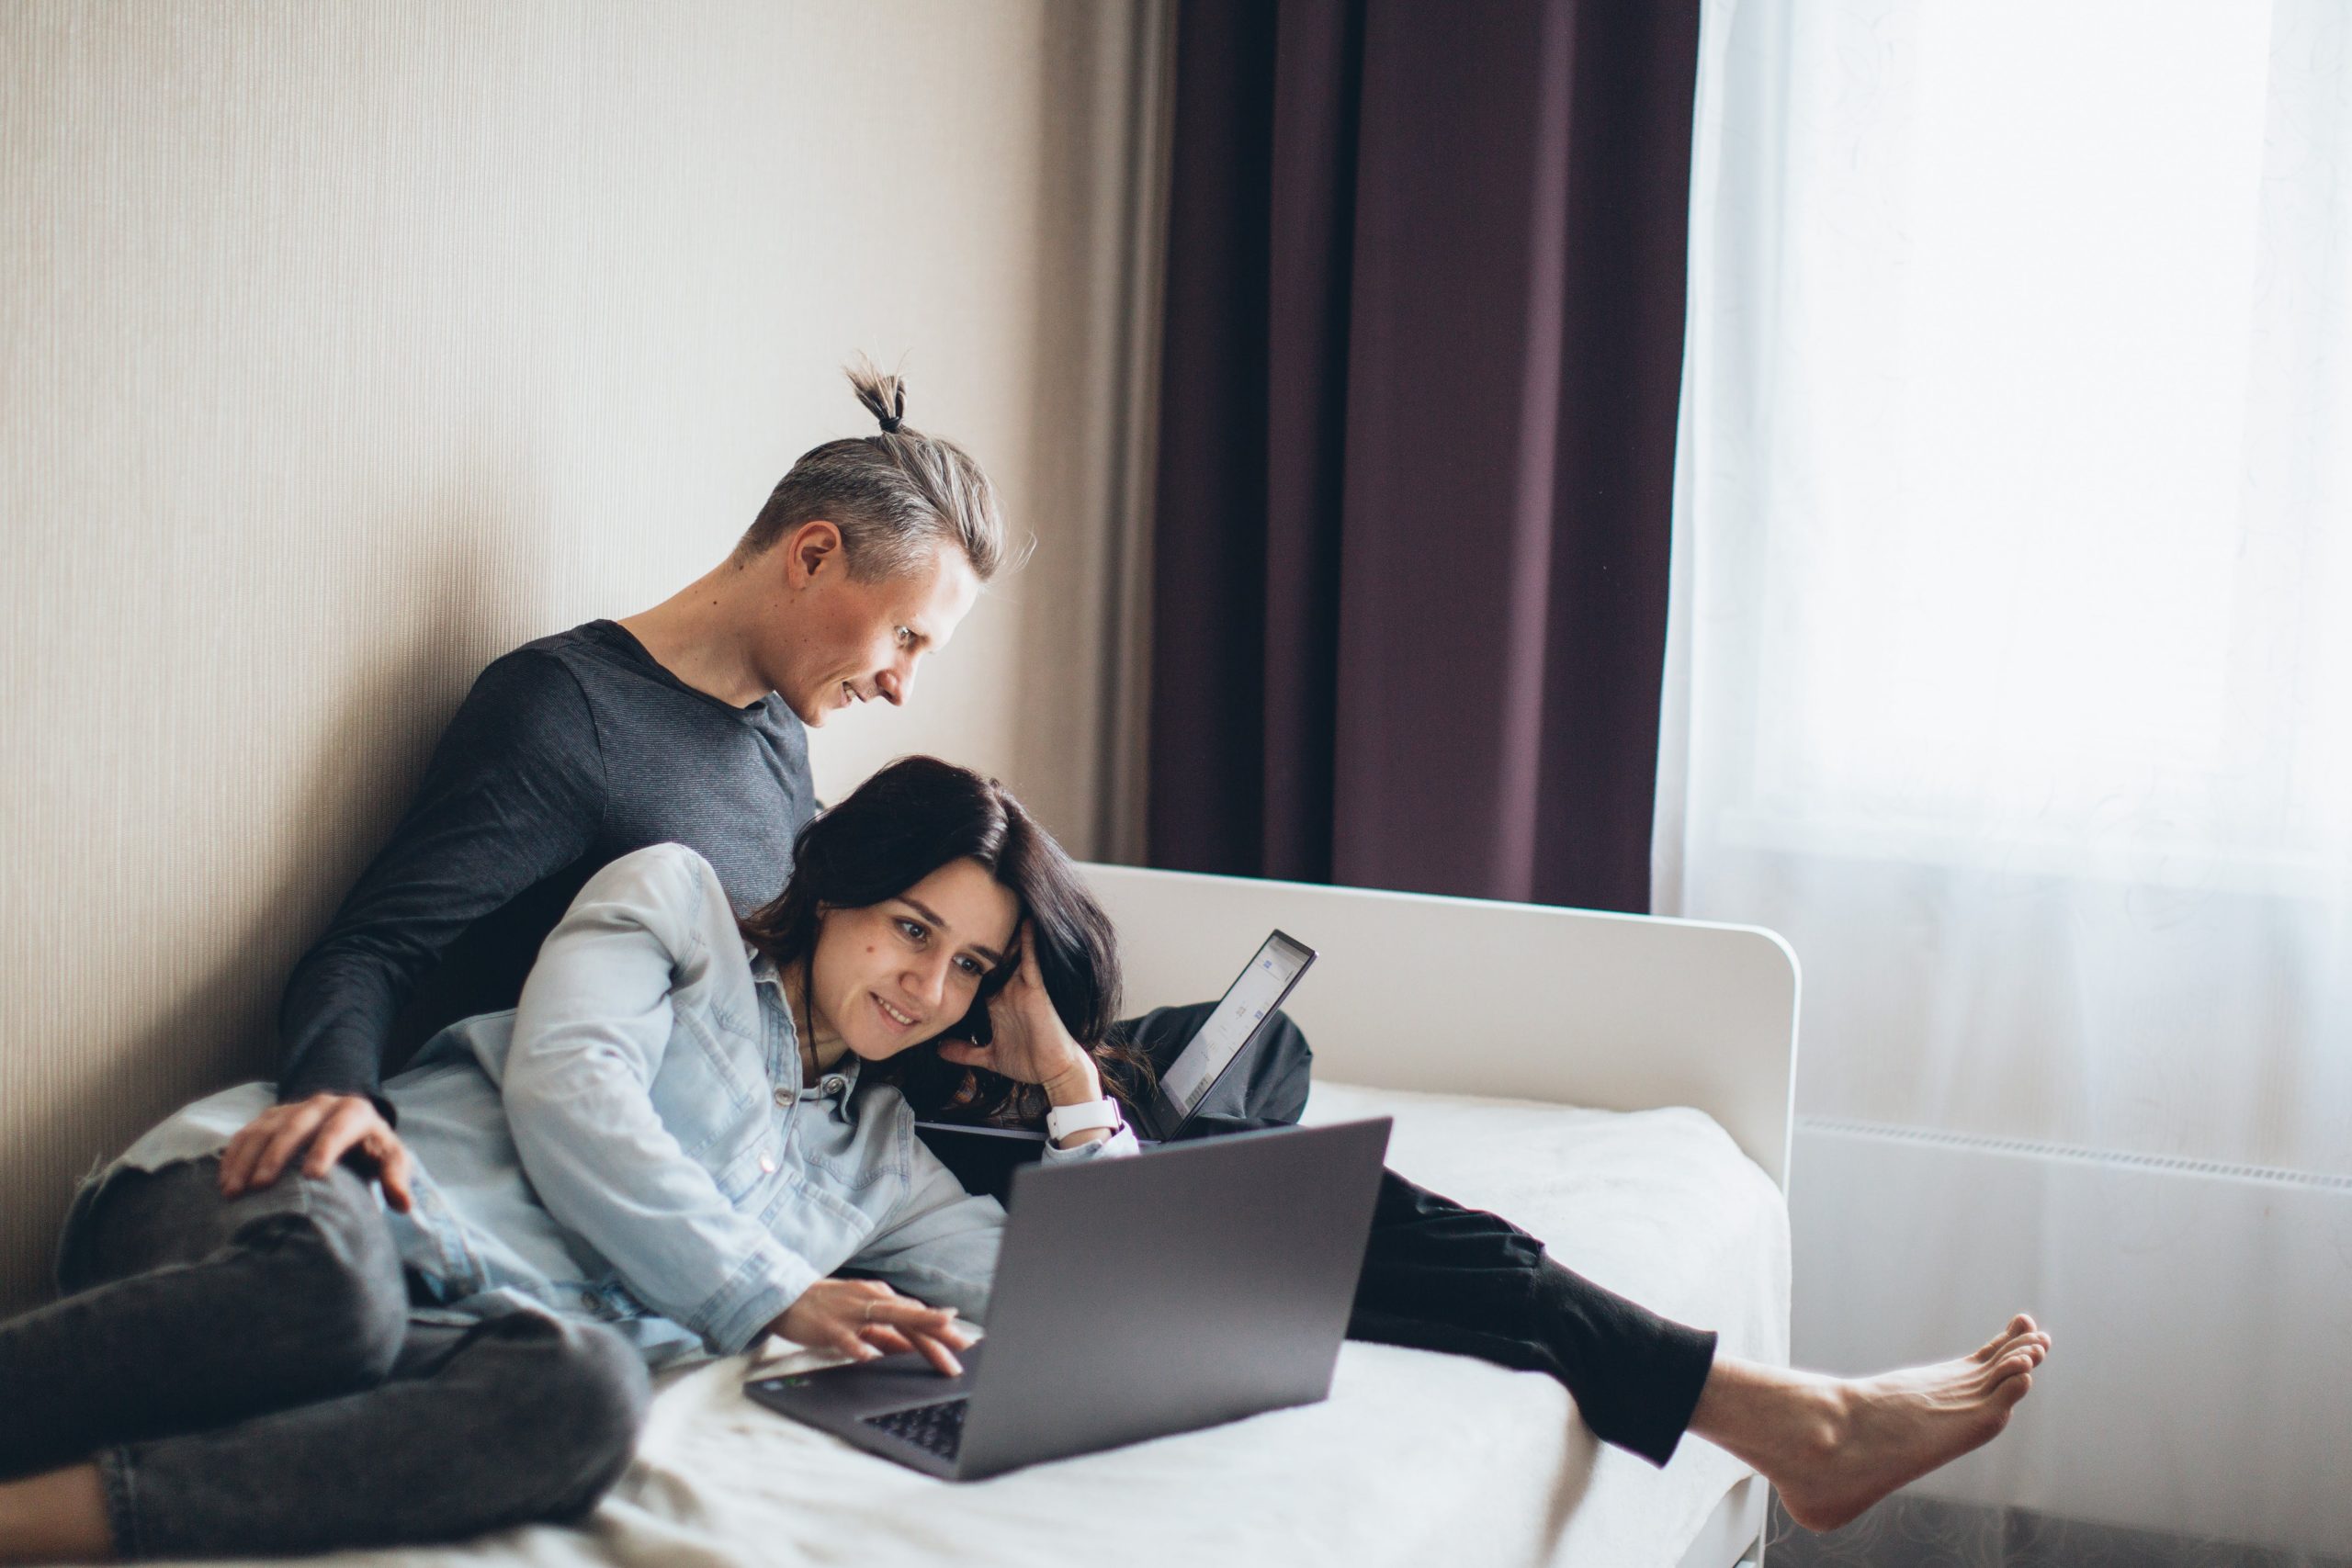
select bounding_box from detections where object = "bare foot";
[1689,1314,2051,1533]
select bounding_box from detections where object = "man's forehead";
[896,547,981,635]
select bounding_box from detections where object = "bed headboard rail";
[1078,863,1800,1194]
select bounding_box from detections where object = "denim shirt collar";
[748,944,861,1124]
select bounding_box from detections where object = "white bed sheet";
[175,1082,1789,1568]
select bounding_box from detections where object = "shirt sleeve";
[854,1118,1139,1325]
[275,648,608,1109]
[497,845,822,1356]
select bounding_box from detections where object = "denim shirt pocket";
[793,1102,911,1240]
[798,1138,908,1196]
[762,1165,904,1264]
[708,1126,788,1204]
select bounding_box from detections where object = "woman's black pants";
[1119,1004,1718,1468]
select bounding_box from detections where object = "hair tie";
[878,384,906,434]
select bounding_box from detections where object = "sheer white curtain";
[1661,0,2351,1176]
[1660,0,2351,1551]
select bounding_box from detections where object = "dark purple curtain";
[1147,0,1701,913]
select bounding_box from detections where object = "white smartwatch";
[1045,1098,1125,1145]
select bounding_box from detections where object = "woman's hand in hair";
[218,1093,415,1213]
[936,934,1102,1106]
[770,1278,972,1376]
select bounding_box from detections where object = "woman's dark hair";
[739,755,1153,1123]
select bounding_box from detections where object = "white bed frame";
[1080,863,1802,1568]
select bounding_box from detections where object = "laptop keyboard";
[862,1397,969,1461]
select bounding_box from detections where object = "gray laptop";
[743,1116,1391,1480]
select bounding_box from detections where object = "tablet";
[1145,929,1317,1138]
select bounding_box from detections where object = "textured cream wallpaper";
[0,2,1162,1314]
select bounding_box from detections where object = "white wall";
[0,1,1160,1314]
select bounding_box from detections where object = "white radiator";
[1788,1122,2352,1559]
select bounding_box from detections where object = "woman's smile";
[870,992,921,1032]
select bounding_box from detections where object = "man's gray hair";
[738,359,1011,582]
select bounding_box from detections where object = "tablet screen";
[1156,931,1317,1125]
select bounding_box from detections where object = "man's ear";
[784,519,843,588]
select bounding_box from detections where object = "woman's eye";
[896,918,926,943]
[955,955,986,977]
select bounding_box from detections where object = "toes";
[1982,1325,2052,1371]
[1996,1371,2032,1408]
[1973,1316,2038,1363]
[1984,1350,2036,1389]
[1998,1334,2049,1371]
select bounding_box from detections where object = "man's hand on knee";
[218,1093,415,1213]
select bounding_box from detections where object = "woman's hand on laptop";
[771,1279,973,1377]
[936,932,1109,1138]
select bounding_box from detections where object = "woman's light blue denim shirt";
[107,843,1136,1367]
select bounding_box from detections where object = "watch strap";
[1045,1098,1123,1143]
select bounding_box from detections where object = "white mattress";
[186,1082,1790,1568]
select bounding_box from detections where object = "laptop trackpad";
[747,1344,982,1419]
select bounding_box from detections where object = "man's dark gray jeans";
[0,1158,649,1560]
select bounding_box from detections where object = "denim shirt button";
[773,1087,791,1109]
[821,1076,848,1097]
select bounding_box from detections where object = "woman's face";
[807,856,1021,1062]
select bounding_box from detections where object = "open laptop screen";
[1151,930,1317,1132]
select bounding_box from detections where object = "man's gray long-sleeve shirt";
[276,620,815,1107]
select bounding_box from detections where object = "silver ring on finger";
[862,1301,874,1325]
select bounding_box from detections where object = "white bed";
[180,866,1800,1568]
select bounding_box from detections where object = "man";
[219,365,2045,1529]
[234,367,986,1195]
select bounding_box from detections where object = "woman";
[0,756,1142,1562]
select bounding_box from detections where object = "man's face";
[763,530,982,727]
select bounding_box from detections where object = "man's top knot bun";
[847,356,910,436]
[737,354,1008,582]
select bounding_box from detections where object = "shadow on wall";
[1007,0,1132,853]
[0,476,544,1316]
